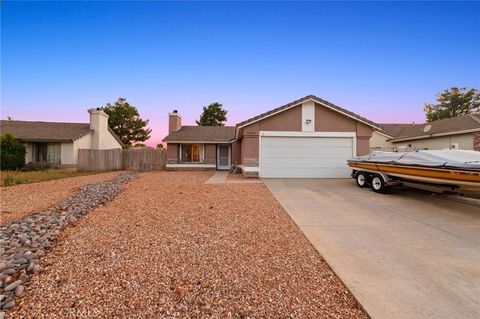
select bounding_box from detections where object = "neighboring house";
[371,114,480,151]
[1,109,123,166]
[163,95,380,178]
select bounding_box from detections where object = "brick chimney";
[88,108,109,149]
[169,110,181,133]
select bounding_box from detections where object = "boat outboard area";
[347,150,480,195]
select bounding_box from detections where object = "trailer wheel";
[355,171,368,188]
[371,174,386,193]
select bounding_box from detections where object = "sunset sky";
[2,1,479,146]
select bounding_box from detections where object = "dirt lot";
[0,171,122,225]
[8,171,367,318]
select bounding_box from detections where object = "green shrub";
[3,175,28,186]
[0,133,26,171]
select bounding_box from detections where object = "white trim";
[167,163,216,168]
[237,97,380,130]
[237,165,259,172]
[258,131,357,178]
[259,131,356,138]
[390,128,480,143]
[302,101,315,132]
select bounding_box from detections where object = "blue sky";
[2,1,479,145]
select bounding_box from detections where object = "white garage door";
[260,135,354,178]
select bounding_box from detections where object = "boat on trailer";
[347,150,480,196]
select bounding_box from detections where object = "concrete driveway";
[264,179,480,319]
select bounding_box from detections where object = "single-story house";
[1,109,123,166]
[163,95,380,178]
[371,114,480,152]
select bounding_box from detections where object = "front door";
[217,145,231,170]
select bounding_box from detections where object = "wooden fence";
[78,148,166,172]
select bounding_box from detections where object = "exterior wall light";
[305,119,312,124]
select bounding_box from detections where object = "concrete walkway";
[205,171,229,184]
[265,178,480,319]
[206,171,263,184]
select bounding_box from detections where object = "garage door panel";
[261,147,353,159]
[261,156,352,166]
[262,137,353,147]
[260,136,354,178]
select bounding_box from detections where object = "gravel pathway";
[6,171,367,318]
[1,171,123,225]
[0,173,137,318]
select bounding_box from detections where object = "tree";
[102,98,152,147]
[156,143,164,149]
[424,87,480,122]
[1,133,26,171]
[196,102,227,126]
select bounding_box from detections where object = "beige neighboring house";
[1,109,123,166]
[163,95,380,178]
[371,114,480,152]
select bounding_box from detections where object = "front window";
[180,144,202,163]
[32,143,61,164]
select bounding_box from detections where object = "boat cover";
[349,150,480,171]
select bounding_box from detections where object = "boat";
[347,150,480,195]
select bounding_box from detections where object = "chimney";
[169,110,181,133]
[88,108,109,149]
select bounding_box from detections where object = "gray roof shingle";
[162,126,236,143]
[379,114,480,141]
[0,120,93,142]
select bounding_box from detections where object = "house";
[162,95,380,178]
[371,114,480,151]
[1,109,123,166]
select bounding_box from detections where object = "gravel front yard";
[1,171,122,225]
[8,171,367,318]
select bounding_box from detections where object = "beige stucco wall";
[370,131,394,151]
[61,142,75,165]
[392,133,474,150]
[100,131,122,149]
[89,109,122,150]
[72,134,92,165]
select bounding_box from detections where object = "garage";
[259,132,356,178]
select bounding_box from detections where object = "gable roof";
[0,120,93,142]
[0,120,125,147]
[377,123,422,138]
[379,114,480,142]
[236,95,380,130]
[162,126,236,143]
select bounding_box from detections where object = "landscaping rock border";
[0,172,137,316]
